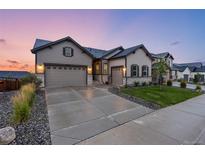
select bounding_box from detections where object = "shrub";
[180,80,187,88]
[134,81,139,87]
[167,80,172,86]
[11,94,30,123]
[11,83,36,124]
[195,84,202,92]
[148,81,152,86]
[20,74,42,88]
[142,82,147,86]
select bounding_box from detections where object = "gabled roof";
[83,47,107,59]
[151,52,174,60]
[31,36,94,58]
[111,44,153,60]
[172,62,205,72]
[174,62,202,68]
[33,39,51,49]
[0,71,30,79]
[102,46,124,58]
[194,66,205,72]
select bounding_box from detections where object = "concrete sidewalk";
[78,94,205,145]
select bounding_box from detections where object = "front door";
[111,66,123,85]
[184,74,189,82]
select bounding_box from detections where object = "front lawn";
[121,86,201,107]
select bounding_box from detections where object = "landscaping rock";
[0,90,51,145]
[0,127,16,145]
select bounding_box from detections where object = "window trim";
[142,65,149,77]
[131,64,139,77]
[63,47,74,57]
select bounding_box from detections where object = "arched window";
[131,65,139,77]
[142,65,149,77]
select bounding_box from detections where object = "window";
[142,65,149,77]
[103,63,108,74]
[131,65,139,77]
[63,47,73,57]
[95,63,100,74]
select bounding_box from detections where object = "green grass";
[121,86,201,108]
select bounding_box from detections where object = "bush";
[167,80,172,86]
[134,81,139,87]
[148,81,152,86]
[11,83,36,124]
[20,74,42,88]
[142,82,147,86]
[180,80,187,88]
[195,85,202,92]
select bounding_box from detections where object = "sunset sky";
[0,10,205,72]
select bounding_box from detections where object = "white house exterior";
[172,62,205,83]
[31,36,153,88]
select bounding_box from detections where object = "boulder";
[0,127,16,145]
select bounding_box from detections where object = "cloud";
[170,41,180,46]
[0,38,6,44]
[7,60,20,64]
[20,64,29,69]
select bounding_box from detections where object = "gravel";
[0,90,51,145]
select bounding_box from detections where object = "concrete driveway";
[46,87,153,145]
[79,94,205,145]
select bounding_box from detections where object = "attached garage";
[111,66,123,85]
[45,64,87,88]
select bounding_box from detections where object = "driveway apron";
[46,87,153,145]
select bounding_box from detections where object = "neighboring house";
[172,62,205,82]
[151,52,174,83]
[0,71,30,79]
[31,36,153,88]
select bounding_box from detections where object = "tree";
[153,59,169,89]
[193,73,201,84]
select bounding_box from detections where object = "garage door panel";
[112,67,123,85]
[45,65,87,88]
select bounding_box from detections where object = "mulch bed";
[0,90,51,145]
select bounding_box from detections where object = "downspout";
[125,56,127,86]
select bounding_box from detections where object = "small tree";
[193,73,201,84]
[153,59,169,89]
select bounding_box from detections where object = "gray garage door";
[45,65,87,88]
[111,66,123,85]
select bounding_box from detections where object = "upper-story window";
[131,64,139,77]
[142,65,149,77]
[63,47,73,57]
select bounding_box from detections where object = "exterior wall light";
[37,64,44,74]
[87,67,92,75]
[123,67,126,77]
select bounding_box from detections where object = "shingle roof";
[31,36,152,60]
[151,52,174,59]
[83,47,108,59]
[172,62,205,72]
[194,66,205,72]
[174,62,202,68]
[31,36,94,58]
[111,44,152,59]
[33,39,51,49]
[0,71,30,79]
